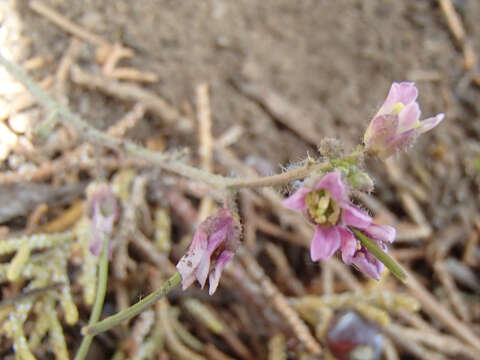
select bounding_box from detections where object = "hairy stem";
[0,53,334,190]
[82,272,182,336]
[225,161,330,189]
[74,235,109,360]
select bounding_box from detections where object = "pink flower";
[87,183,119,257]
[345,224,396,281]
[176,209,240,295]
[283,171,395,280]
[364,82,444,159]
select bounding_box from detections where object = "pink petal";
[180,272,196,290]
[190,228,209,252]
[89,233,103,256]
[314,171,347,201]
[417,113,444,134]
[176,248,205,290]
[342,204,372,229]
[383,128,417,158]
[311,225,341,261]
[366,250,385,276]
[376,84,399,115]
[376,82,417,115]
[394,82,418,105]
[338,227,357,264]
[208,250,234,295]
[195,256,211,289]
[366,224,396,243]
[352,256,382,280]
[364,114,398,149]
[282,186,311,211]
[398,102,420,133]
[206,224,229,254]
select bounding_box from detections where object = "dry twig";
[238,249,322,355]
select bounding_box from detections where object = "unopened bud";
[348,170,374,193]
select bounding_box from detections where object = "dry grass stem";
[239,249,322,355]
[30,0,109,47]
[437,0,478,69]
[71,66,192,131]
[433,261,471,322]
[232,76,323,146]
[404,268,480,352]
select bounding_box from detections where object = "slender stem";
[351,228,407,282]
[74,235,110,360]
[225,162,331,189]
[82,272,182,336]
[0,53,334,191]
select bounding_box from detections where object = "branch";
[0,53,330,190]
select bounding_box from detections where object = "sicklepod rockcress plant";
[0,56,444,351]
[79,81,443,339]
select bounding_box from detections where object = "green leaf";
[351,228,407,282]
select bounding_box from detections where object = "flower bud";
[364,82,444,159]
[347,169,374,193]
[86,183,119,257]
[176,209,240,295]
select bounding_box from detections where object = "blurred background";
[0,0,479,359]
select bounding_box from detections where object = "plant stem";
[351,228,407,282]
[225,161,331,189]
[74,235,109,360]
[0,53,333,191]
[0,53,226,186]
[82,272,182,337]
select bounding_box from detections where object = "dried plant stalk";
[238,250,322,355]
[268,333,287,360]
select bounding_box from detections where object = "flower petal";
[89,232,103,257]
[352,255,382,281]
[376,82,418,116]
[338,227,357,264]
[208,250,234,295]
[176,248,205,290]
[342,204,372,229]
[282,186,311,211]
[180,272,196,290]
[383,128,417,158]
[365,224,396,243]
[364,114,399,149]
[206,223,229,254]
[314,171,347,201]
[195,256,211,289]
[394,82,418,106]
[417,113,444,134]
[311,225,341,261]
[398,102,420,133]
[190,227,209,251]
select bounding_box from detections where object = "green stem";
[82,272,182,337]
[351,228,407,282]
[74,235,110,360]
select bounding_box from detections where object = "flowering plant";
[283,171,395,280]
[2,52,444,355]
[71,79,441,340]
[176,209,240,295]
[364,82,444,159]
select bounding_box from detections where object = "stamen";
[391,102,404,115]
[306,189,342,225]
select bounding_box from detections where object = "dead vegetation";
[0,0,479,359]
